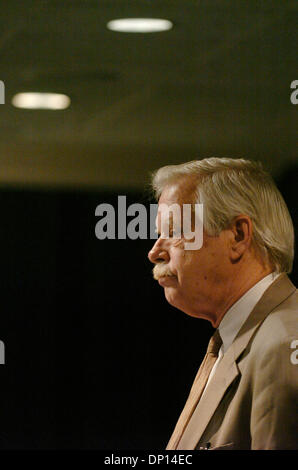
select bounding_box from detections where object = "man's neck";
[213,265,274,328]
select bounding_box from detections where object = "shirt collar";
[218,271,281,354]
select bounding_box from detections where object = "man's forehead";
[156,181,197,229]
[157,187,182,225]
[158,179,197,208]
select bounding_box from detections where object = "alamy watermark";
[0,81,4,104]
[0,340,5,364]
[290,80,298,105]
[290,339,298,365]
[95,196,204,250]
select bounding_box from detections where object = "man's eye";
[170,228,181,238]
[156,227,181,238]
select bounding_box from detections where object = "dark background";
[0,1,296,450]
[0,163,297,449]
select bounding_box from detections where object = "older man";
[148,158,297,450]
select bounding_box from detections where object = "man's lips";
[157,275,177,287]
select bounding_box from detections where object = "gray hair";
[151,157,294,273]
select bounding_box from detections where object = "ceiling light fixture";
[12,92,71,110]
[106,18,173,33]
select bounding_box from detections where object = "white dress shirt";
[202,271,281,396]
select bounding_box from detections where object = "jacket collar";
[177,273,296,449]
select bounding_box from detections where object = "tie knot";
[207,329,222,356]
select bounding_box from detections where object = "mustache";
[153,264,176,280]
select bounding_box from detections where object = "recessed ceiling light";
[12,92,71,110]
[106,18,173,33]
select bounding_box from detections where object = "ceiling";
[0,0,296,190]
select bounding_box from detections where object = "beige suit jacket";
[174,273,298,450]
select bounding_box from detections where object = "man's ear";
[229,215,253,262]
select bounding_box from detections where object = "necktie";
[166,329,222,450]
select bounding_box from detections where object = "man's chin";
[163,292,207,320]
[163,287,180,307]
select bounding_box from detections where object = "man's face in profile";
[148,182,232,324]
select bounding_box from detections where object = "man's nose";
[148,240,170,264]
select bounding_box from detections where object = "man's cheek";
[172,238,185,249]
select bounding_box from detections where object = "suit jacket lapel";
[177,274,296,449]
[177,343,239,449]
[231,273,296,363]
